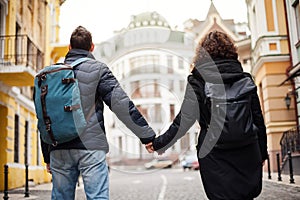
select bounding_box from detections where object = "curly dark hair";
[193,31,238,67]
[70,26,93,51]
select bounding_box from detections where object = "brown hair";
[70,26,93,51]
[193,31,238,66]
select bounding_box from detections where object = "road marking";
[183,176,195,181]
[132,180,141,184]
[158,174,167,200]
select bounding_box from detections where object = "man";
[41,26,156,200]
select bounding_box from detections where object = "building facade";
[281,0,300,174]
[0,0,65,190]
[246,0,297,172]
[284,0,300,122]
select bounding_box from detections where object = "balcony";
[0,35,44,86]
[280,126,300,160]
[280,126,300,175]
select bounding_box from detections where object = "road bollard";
[3,164,9,200]
[24,164,29,197]
[288,151,295,184]
[267,154,271,179]
[276,153,282,181]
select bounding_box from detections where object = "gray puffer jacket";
[41,49,155,163]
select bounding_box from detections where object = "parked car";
[144,158,173,169]
[181,151,199,171]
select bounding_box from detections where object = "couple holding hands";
[42,26,267,200]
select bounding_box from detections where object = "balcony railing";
[280,126,300,161]
[0,34,44,72]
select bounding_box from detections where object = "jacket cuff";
[44,156,50,164]
[152,136,167,154]
[140,135,156,144]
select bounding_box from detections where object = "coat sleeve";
[251,92,268,161]
[41,139,50,164]
[97,63,155,144]
[152,78,199,153]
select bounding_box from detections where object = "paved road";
[2,167,300,199]
[109,167,300,200]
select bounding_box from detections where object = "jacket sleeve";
[251,92,268,161]
[41,138,50,164]
[97,63,155,144]
[152,79,199,153]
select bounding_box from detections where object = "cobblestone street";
[2,167,300,200]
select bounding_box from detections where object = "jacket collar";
[64,48,95,64]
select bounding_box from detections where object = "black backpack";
[203,74,258,149]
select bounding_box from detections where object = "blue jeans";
[50,149,109,200]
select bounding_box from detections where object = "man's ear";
[68,45,72,50]
[90,43,94,52]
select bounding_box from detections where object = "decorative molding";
[252,54,290,75]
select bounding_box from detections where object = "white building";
[94,11,197,162]
[94,3,252,163]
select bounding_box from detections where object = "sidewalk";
[263,172,300,187]
[0,180,85,200]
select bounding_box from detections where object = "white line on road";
[183,176,195,181]
[158,174,167,200]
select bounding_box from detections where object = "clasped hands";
[145,142,154,153]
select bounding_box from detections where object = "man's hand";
[145,142,154,153]
[46,163,52,174]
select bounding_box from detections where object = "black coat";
[153,59,268,200]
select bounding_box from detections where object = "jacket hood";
[192,59,256,99]
[192,59,244,84]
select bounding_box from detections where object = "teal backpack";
[34,58,89,146]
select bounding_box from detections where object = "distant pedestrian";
[146,31,268,200]
[41,26,156,200]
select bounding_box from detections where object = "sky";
[59,0,248,44]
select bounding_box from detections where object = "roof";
[128,11,171,30]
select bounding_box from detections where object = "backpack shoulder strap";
[69,57,91,68]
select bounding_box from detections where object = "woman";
[147,31,268,200]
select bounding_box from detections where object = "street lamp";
[284,91,298,109]
[284,94,291,109]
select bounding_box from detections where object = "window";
[179,80,185,91]
[131,81,141,98]
[167,55,173,73]
[0,2,3,35]
[14,114,19,163]
[168,80,174,91]
[170,104,175,121]
[136,105,148,120]
[152,104,162,123]
[0,1,6,58]
[178,58,184,69]
[118,136,123,154]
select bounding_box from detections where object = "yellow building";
[246,0,296,172]
[0,0,65,190]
